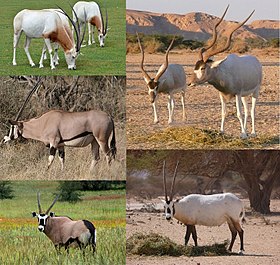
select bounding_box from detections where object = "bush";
[0,181,14,199]
[57,181,82,203]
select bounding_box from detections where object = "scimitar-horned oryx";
[189,5,262,139]
[137,33,186,124]
[73,1,108,47]
[13,6,85,70]
[162,160,245,254]
[3,82,116,171]
[32,192,96,251]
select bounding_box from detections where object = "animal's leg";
[232,220,244,253]
[96,138,112,166]
[43,38,55,70]
[24,37,35,67]
[88,22,92,45]
[219,93,227,134]
[13,31,22,66]
[53,43,59,65]
[58,147,65,171]
[241,97,249,133]
[91,25,95,44]
[251,96,257,136]
[39,44,47,68]
[181,90,186,122]
[227,221,237,252]
[191,225,198,246]
[152,100,159,124]
[90,139,100,170]
[184,225,192,246]
[167,94,175,124]
[48,146,57,169]
[235,95,247,139]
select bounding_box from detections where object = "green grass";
[127,233,230,257]
[0,181,126,265]
[0,0,125,75]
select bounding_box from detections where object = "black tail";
[83,220,96,251]
[110,117,117,159]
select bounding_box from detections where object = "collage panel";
[1,0,125,75]
[0,180,126,264]
[126,150,280,264]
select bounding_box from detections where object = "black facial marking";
[194,60,205,70]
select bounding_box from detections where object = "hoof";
[30,63,35,67]
[240,133,248,139]
[39,65,44,68]
[250,133,257,137]
[238,250,244,255]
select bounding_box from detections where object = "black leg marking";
[192,225,198,246]
[228,222,237,251]
[185,225,192,246]
[50,146,57,156]
[58,149,65,159]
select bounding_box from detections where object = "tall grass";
[0,181,126,265]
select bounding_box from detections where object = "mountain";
[126,9,279,41]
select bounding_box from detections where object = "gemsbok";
[189,5,262,138]
[3,82,116,171]
[162,161,245,253]
[32,192,96,251]
[73,1,108,47]
[137,33,186,124]
[13,7,85,70]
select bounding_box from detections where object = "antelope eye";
[201,67,206,70]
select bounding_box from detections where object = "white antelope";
[73,1,108,47]
[162,161,245,253]
[137,34,186,124]
[32,192,96,251]
[13,7,85,70]
[3,81,116,171]
[189,6,262,139]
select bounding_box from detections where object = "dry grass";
[127,233,229,256]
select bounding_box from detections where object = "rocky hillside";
[126,9,279,41]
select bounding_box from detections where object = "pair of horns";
[136,32,175,83]
[200,5,255,62]
[37,192,60,215]
[99,2,108,35]
[163,160,179,201]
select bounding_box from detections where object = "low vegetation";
[127,233,229,256]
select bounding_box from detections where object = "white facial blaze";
[98,34,105,47]
[194,69,203,79]
[4,125,19,143]
[37,215,49,232]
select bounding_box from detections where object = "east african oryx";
[162,161,245,253]
[32,192,96,251]
[189,5,262,139]
[73,1,108,47]
[137,33,186,124]
[3,82,116,171]
[13,7,85,70]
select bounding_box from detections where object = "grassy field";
[0,181,126,265]
[0,0,125,75]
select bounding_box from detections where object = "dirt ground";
[126,49,279,149]
[126,197,280,265]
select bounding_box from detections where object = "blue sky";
[126,0,279,21]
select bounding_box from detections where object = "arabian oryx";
[32,192,96,251]
[73,1,108,47]
[137,34,186,124]
[189,5,262,139]
[162,161,245,253]
[13,7,85,70]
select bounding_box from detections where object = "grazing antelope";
[162,161,245,253]
[13,7,85,70]
[189,6,262,139]
[137,34,186,124]
[32,192,96,251]
[3,82,116,171]
[73,1,108,47]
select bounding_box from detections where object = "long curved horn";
[204,10,255,61]
[169,161,179,201]
[154,37,175,82]
[162,160,168,201]
[37,192,42,214]
[199,5,229,61]
[45,193,60,215]
[100,1,108,35]
[15,78,42,121]
[136,32,152,82]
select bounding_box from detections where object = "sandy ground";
[126,197,280,265]
[126,49,279,149]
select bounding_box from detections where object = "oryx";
[32,192,96,251]
[137,33,186,124]
[73,1,108,47]
[3,81,116,171]
[162,161,245,253]
[189,5,262,138]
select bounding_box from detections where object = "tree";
[57,181,82,203]
[0,181,14,199]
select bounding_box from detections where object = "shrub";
[0,181,14,199]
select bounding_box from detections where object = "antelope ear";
[210,57,227,68]
[49,212,55,217]
[32,212,37,217]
